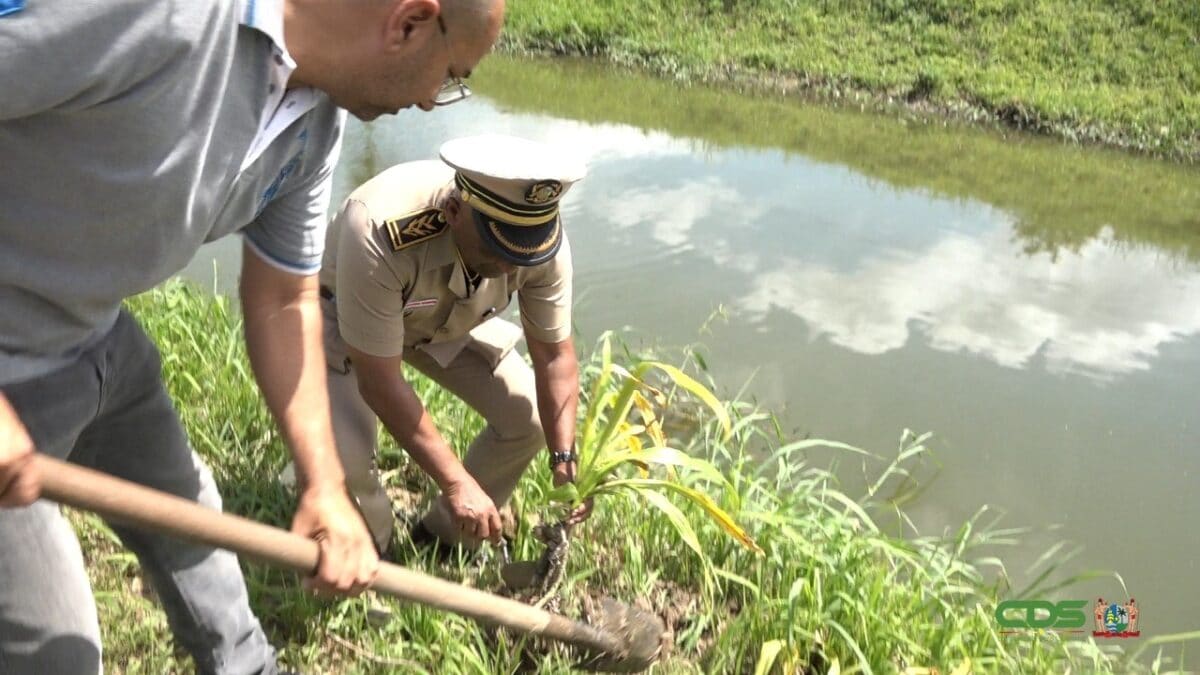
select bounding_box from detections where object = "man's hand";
[0,394,40,508]
[291,486,379,596]
[552,461,593,526]
[441,474,502,543]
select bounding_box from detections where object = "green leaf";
[547,482,580,505]
[713,568,760,598]
[592,372,645,455]
[579,333,616,471]
[631,486,704,558]
[593,447,731,489]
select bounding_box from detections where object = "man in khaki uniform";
[318,134,589,552]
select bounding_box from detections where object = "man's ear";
[384,0,441,49]
[443,194,462,222]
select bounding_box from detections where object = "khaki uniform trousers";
[326,329,545,552]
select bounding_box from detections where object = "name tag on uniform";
[403,298,438,315]
[0,0,25,17]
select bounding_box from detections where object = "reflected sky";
[410,100,1200,384]
[195,95,1200,385]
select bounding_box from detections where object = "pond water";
[182,55,1200,645]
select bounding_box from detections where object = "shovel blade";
[500,560,541,591]
[575,596,666,673]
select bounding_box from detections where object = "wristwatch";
[548,448,577,468]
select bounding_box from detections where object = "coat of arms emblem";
[1093,597,1140,638]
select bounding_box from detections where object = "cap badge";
[525,180,563,205]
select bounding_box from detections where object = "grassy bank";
[500,0,1200,161]
[70,282,1190,672]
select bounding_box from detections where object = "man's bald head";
[285,0,505,120]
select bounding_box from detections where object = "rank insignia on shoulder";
[384,208,448,251]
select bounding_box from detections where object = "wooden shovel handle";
[35,455,624,658]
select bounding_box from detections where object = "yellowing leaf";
[631,487,703,558]
[626,433,643,454]
[754,640,784,675]
[647,420,666,448]
[610,478,760,553]
[646,361,731,439]
[631,390,667,447]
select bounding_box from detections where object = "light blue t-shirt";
[0,0,345,384]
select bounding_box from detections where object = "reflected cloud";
[602,178,757,250]
[364,100,696,166]
[741,225,1200,381]
[348,101,1200,384]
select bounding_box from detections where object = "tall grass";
[67,280,1193,672]
[500,0,1200,160]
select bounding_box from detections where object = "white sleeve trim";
[241,232,320,276]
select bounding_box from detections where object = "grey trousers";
[0,311,277,675]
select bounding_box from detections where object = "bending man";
[319,134,590,554]
[0,0,504,673]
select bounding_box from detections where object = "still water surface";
[183,56,1200,642]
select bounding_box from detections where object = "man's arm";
[239,244,378,594]
[0,393,40,507]
[346,346,504,542]
[526,335,590,524]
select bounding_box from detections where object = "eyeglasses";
[434,15,472,106]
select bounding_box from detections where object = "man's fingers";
[311,534,377,596]
[473,514,490,541]
[313,535,338,589]
[487,511,503,543]
[565,498,594,526]
[356,546,379,593]
[347,537,377,594]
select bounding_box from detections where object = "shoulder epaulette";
[382,208,448,252]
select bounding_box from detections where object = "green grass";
[70,281,1197,672]
[499,0,1200,160]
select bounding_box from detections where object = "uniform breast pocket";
[480,292,515,321]
[467,317,523,371]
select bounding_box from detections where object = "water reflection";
[741,225,1200,381]
[508,110,1200,383]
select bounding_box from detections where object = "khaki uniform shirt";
[320,161,573,370]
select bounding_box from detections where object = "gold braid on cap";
[456,172,558,226]
[487,218,561,255]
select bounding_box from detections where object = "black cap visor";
[472,209,562,267]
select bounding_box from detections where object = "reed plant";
[65,280,1195,673]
